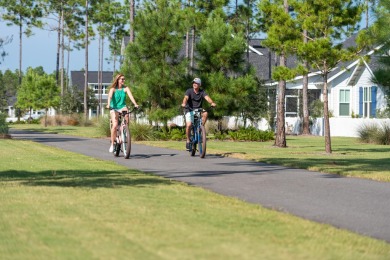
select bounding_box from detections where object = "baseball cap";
[192,78,201,85]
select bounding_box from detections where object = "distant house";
[122,34,387,118]
[70,71,115,117]
[276,35,386,120]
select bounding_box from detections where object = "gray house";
[70,71,115,117]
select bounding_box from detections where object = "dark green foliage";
[96,116,111,137]
[228,127,274,142]
[153,125,186,141]
[0,113,9,135]
[130,122,155,141]
[123,0,188,129]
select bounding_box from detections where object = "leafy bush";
[153,128,171,141]
[130,122,155,141]
[357,122,390,145]
[214,131,227,141]
[96,116,111,137]
[170,128,185,141]
[0,113,9,135]
[227,127,274,142]
[44,114,81,126]
[357,124,380,143]
[375,123,390,145]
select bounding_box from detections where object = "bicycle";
[109,107,136,159]
[183,107,208,158]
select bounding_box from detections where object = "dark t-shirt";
[185,88,208,112]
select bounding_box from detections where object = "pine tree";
[122,0,188,129]
[295,0,363,153]
[258,0,301,147]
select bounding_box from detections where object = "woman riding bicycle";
[106,74,139,153]
[181,77,216,151]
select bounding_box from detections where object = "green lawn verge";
[140,136,390,182]
[1,139,389,259]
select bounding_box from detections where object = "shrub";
[96,116,111,137]
[375,122,390,145]
[130,122,155,141]
[227,127,274,142]
[0,113,9,135]
[214,131,227,141]
[357,124,379,143]
[44,114,81,126]
[154,128,171,141]
[170,128,185,141]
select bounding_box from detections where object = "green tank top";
[110,87,126,109]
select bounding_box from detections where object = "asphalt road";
[9,129,390,243]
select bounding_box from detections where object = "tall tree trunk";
[185,30,189,74]
[61,9,65,101]
[322,73,332,154]
[66,38,70,90]
[18,19,22,85]
[302,30,310,135]
[274,52,287,148]
[190,26,195,72]
[56,15,61,85]
[98,33,101,117]
[129,0,134,43]
[98,35,104,117]
[274,0,289,147]
[84,0,89,122]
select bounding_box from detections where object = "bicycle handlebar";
[109,106,139,116]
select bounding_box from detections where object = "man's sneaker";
[109,145,114,153]
[186,142,191,151]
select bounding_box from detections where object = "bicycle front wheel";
[122,125,131,159]
[199,125,207,158]
[190,127,196,156]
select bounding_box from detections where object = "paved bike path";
[10,129,390,243]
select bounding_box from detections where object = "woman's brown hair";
[109,74,124,89]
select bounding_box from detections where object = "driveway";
[10,129,390,243]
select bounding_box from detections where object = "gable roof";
[70,71,115,91]
[120,32,381,85]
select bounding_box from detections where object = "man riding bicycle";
[181,77,216,151]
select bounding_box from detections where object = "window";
[286,96,298,117]
[359,86,377,118]
[285,89,299,117]
[339,89,350,116]
[93,85,108,95]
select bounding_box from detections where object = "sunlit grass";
[1,139,389,259]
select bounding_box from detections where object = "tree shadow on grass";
[0,170,174,188]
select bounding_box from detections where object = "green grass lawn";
[1,139,390,259]
[140,136,390,182]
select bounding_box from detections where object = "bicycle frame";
[110,107,135,159]
[184,108,207,158]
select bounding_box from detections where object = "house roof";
[70,71,115,91]
[119,32,382,86]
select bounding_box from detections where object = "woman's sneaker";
[109,145,114,153]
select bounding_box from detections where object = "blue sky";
[0,21,112,74]
[0,0,370,74]
[0,0,249,74]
